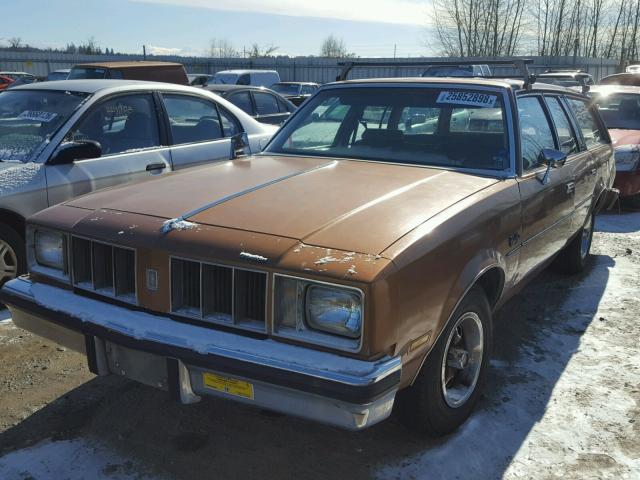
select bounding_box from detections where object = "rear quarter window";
[566,97,607,148]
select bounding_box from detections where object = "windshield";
[68,67,107,80]
[423,66,474,77]
[272,84,300,95]
[593,92,640,130]
[212,73,239,85]
[265,87,510,171]
[0,90,88,162]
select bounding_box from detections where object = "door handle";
[146,162,166,172]
[566,181,576,194]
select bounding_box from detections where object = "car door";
[516,95,576,278]
[564,96,610,229]
[252,91,289,125]
[162,93,237,170]
[46,92,172,207]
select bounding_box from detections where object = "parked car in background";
[0,76,14,91]
[68,62,189,85]
[626,65,640,73]
[537,70,594,88]
[0,72,37,82]
[271,82,319,106]
[6,75,45,89]
[590,85,640,205]
[422,64,492,77]
[211,69,280,87]
[206,85,296,124]
[599,73,640,86]
[188,74,214,87]
[0,79,276,290]
[46,69,70,81]
[2,75,617,437]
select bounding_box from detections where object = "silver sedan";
[0,79,278,288]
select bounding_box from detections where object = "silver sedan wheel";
[441,312,484,408]
[0,238,18,285]
[580,214,593,260]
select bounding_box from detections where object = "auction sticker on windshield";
[18,110,58,122]
[436,91,497,108]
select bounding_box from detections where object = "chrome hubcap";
[0,239,18,285]
[441,312,484,408]
[580,214,593,259]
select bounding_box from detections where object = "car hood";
[609,128,640,147]
[0,161,45,198]
[65,155,499,255]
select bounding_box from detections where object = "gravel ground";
[0,211,638,480]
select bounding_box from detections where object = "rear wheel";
[553,212,593,275]
[396,286,492,436]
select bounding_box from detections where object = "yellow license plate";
[202,372,254,400]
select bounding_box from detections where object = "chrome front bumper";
[1,277,401,430]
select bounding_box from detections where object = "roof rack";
[336,58,537,89]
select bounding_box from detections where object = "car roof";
[589,84,640,94]
[7,79,203,94]
[274,81,317,85]
[214,70,277,74]
[326,76,580,94]
[538,71,590,78]
[205,85,273,93]
[73,61,183,69]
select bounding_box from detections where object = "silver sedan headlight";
[273,275,363,351]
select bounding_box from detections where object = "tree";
[320,35,350,57]
[247,43,279,58]
[8,37,22,49]
[209,38,239,58]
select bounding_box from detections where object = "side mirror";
[538,148,567,185]
[230,132,250,159]
[49,140,102,165]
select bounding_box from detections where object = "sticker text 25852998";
[436,91,498,108]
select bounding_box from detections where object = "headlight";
[306,286,362,338]
[34,230,66,270]
[273,275,363,351]
[614,145,640,172]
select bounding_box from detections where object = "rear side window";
[566,98,607,148]
[545,97,579,155]
[227,92,253,115]
[237,74,250,86]
[163,95,223,145]
[253,92,279,115]
[518,96,555,171]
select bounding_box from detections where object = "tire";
[553,212,594,275]
[396,286,492,436]
[0,223,25,290]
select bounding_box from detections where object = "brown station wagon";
[1,76,618,436]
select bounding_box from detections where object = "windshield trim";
[262,82,516,178]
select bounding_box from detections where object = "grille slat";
[72,236,136,303]
[171,257,266,332]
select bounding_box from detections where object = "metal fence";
[0,50,621,83]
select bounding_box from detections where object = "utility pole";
[143,45,147,60]
[393,44,397,59]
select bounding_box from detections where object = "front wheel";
[396,286,492,436]
[0,224,24,290]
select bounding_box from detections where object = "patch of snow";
[239,251,268,262]
[161,218,198,233]
[0,438,162,480]
[314,256,340,265]
[26,282,380,378]
[0,162,43,197]
[346,265,357,276]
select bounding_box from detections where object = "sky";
[3,0,433,58]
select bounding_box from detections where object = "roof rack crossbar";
[336,58,536,89]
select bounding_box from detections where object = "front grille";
[72,236,137,303]
[171,257,267,332]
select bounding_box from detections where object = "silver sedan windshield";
[0,90,88,162]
